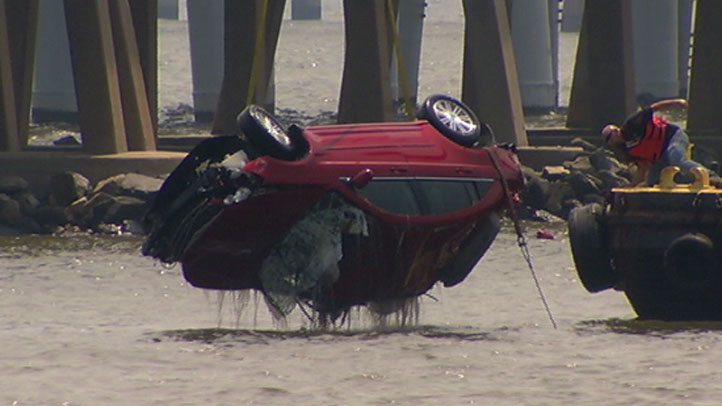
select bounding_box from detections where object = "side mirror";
[348,169,374,189]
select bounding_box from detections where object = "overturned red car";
[143,95,523,318]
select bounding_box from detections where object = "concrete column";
[0,0,19,151]
[291,0,320,20]
[390,0,425,113]
[158,0,179,19]
[212,0,285,134]
[129,0,159,137]
[566,0,635,131]
[337,0,393,124]
[677,0,693,98]
[461,0,527,146]
[187,0,223,123]
[5,0,39,148]
[108,0,155,151]
[64,0,128,154]
[511,0,555,110]
[33,0,77,123]
[561,0,583,32]
[632,0,679,101]
[687,0,722,134]
[549,0,560,107]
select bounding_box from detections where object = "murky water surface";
[10,2,721,404]
[3,221,722,405]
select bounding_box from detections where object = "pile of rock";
[518,138,633,221]
[0,172,163,236]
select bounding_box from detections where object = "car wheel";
[568,203,617,293]
[417,94,490,147]
[237,105,298,160]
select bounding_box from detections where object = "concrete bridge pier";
[128,0,159,136]
[566,0,636,132]
[510,0,556,111]
[291,0,320,20]
[32,0,77,125]
[337,0,394,124]
[677,0,693,98]
[4,0,38,149]
[211,0,285,135]
[687,0,722,137]
[390,0,425,114]
[632,0,679,102]
[187,0,223,123]
[0,0,18,152]
[63,0,156,154]
[461,0,528,146]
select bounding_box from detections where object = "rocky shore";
[0,171,162,236]
[518,137,633,221]
[3,132,719,237]
[0,137,629,237]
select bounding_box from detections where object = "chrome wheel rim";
[431,99,477,135]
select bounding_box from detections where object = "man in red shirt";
[601,98,722,187]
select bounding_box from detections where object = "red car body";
[144,108,523,316]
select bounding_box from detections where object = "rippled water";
[3,221,722,405]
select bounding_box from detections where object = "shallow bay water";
[11,2,722,404]
[3,221,722,405]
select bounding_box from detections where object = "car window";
[357,179,421,215]
[414,179,494,214]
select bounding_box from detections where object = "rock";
[53,134,81,146]
[597,169,631,190]
[569,137,599,152]
[67,191,149,230]
[541,165,570,182]
[0,224,25,236]
[0,176,29,195]
[0,193,43,233]
[581,193,607,206]
[543,181,576,218]
[48,172,91,207]
[33,205,70,227]
[13,191,40,216]
[565,170,602,198]
[0,193,23,226]
[93,173,163,200]
[67,193,113,228]
[520,166,551,210]
[563,155,595,175]
[589,148,624,173]
[121,219,146,235]
[102,195,149,225]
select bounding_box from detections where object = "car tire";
[416,94,491,147]
[237,105,299,160]
[568,203,617,293]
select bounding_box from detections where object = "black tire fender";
[663,233,717,292]
[567,203,617,292]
